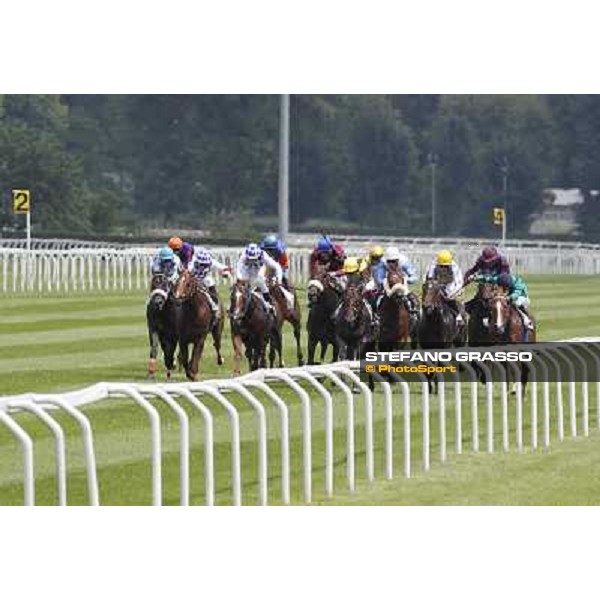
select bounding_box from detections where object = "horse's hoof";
[298,359,305,367]
[166,371,172,380]
[147,372,156,381]
[217,357,224,366]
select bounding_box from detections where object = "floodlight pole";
[278,94,290,242]
[501,157,509,245]
[428,152,438,237]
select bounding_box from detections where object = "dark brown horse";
[229,280,274,374]
[267,278,304,367]
[174,270,223,380]
[419,281,466,349]
[377,265,413,352]
[467,282,498,347]
[335,280,375,360]
[146,273,177,379]
[306,264,343,364]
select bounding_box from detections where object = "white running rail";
[1,343,598,506]
[2,242,600,295]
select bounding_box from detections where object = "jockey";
[336,257,378,332]
[309,235,346,276]
[189,247,232,320]
[367,245,387,290]
[383,246,420,330]
[497,272,534,331]
[424,249,465,324]
[236,243,283,310]
[151,246,180,285]
[260,234,290,288]
[464,245,510,283]
[168,236,195,270]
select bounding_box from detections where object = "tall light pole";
[500,156,509,244]
[278,94,290,242]
[428,152,438,237]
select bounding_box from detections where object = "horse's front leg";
[188,334,207,381]
[148,329,160,379]
[293,320,304,366]
[232,333,243,375]
[212,315,225,366]
[179,339,190,380]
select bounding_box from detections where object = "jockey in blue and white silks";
[236,243,283,309]
[189,248,232,319]
[151,246,181,286]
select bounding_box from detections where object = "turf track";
[0,275,599,505]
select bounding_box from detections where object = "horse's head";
[489,286,510,336]
[340,283,364,324]
[173,269,192,301]
[229,281,251,324]
[422,280,445,316]
[383,265,406,304]
[148,274,171,310]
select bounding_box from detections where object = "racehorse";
[267,277,304,367]
[466,282,497,347]
[146,274,177,379]
[229,280,275,374]
[489,288,536,344]
[306,264,342,364]
[174,270,223,381]
[377,264,414,352]
[419,280,466,349]
[335,280,375,361]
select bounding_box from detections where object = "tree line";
[1,94,599,241]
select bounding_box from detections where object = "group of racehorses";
[308,261,536,361]
[146,259,535,382]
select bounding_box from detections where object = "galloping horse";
[488,288,536,344]
[146,274,177,379]
[335,280,375,361]
[306,264,343,364]
[267,277,304,367]
[419,281,466,349]
[229,280,275,374]
[467,281,497,347]
[377,264,414,352]
[174,270,223,381]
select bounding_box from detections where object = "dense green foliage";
[1,94,599,239]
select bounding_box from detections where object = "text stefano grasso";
[364,351,533,362]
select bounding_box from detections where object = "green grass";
[0,275,599,505]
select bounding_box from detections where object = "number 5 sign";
[12,189,31,214]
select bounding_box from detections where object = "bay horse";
[174,270,223,381]
[306,264,343,364]
[229,280,275,374]
[267,277,304,367]
[377,265,414,352]
[146,273,177,379]
[335,280,375,361]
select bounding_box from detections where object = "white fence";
[2,243,600,295]
[1,341,598,505]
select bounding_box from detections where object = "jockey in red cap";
[464,245,510,284]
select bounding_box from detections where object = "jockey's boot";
[208,285,221,320]
[282,277,290,290]
[517,306,534,330]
